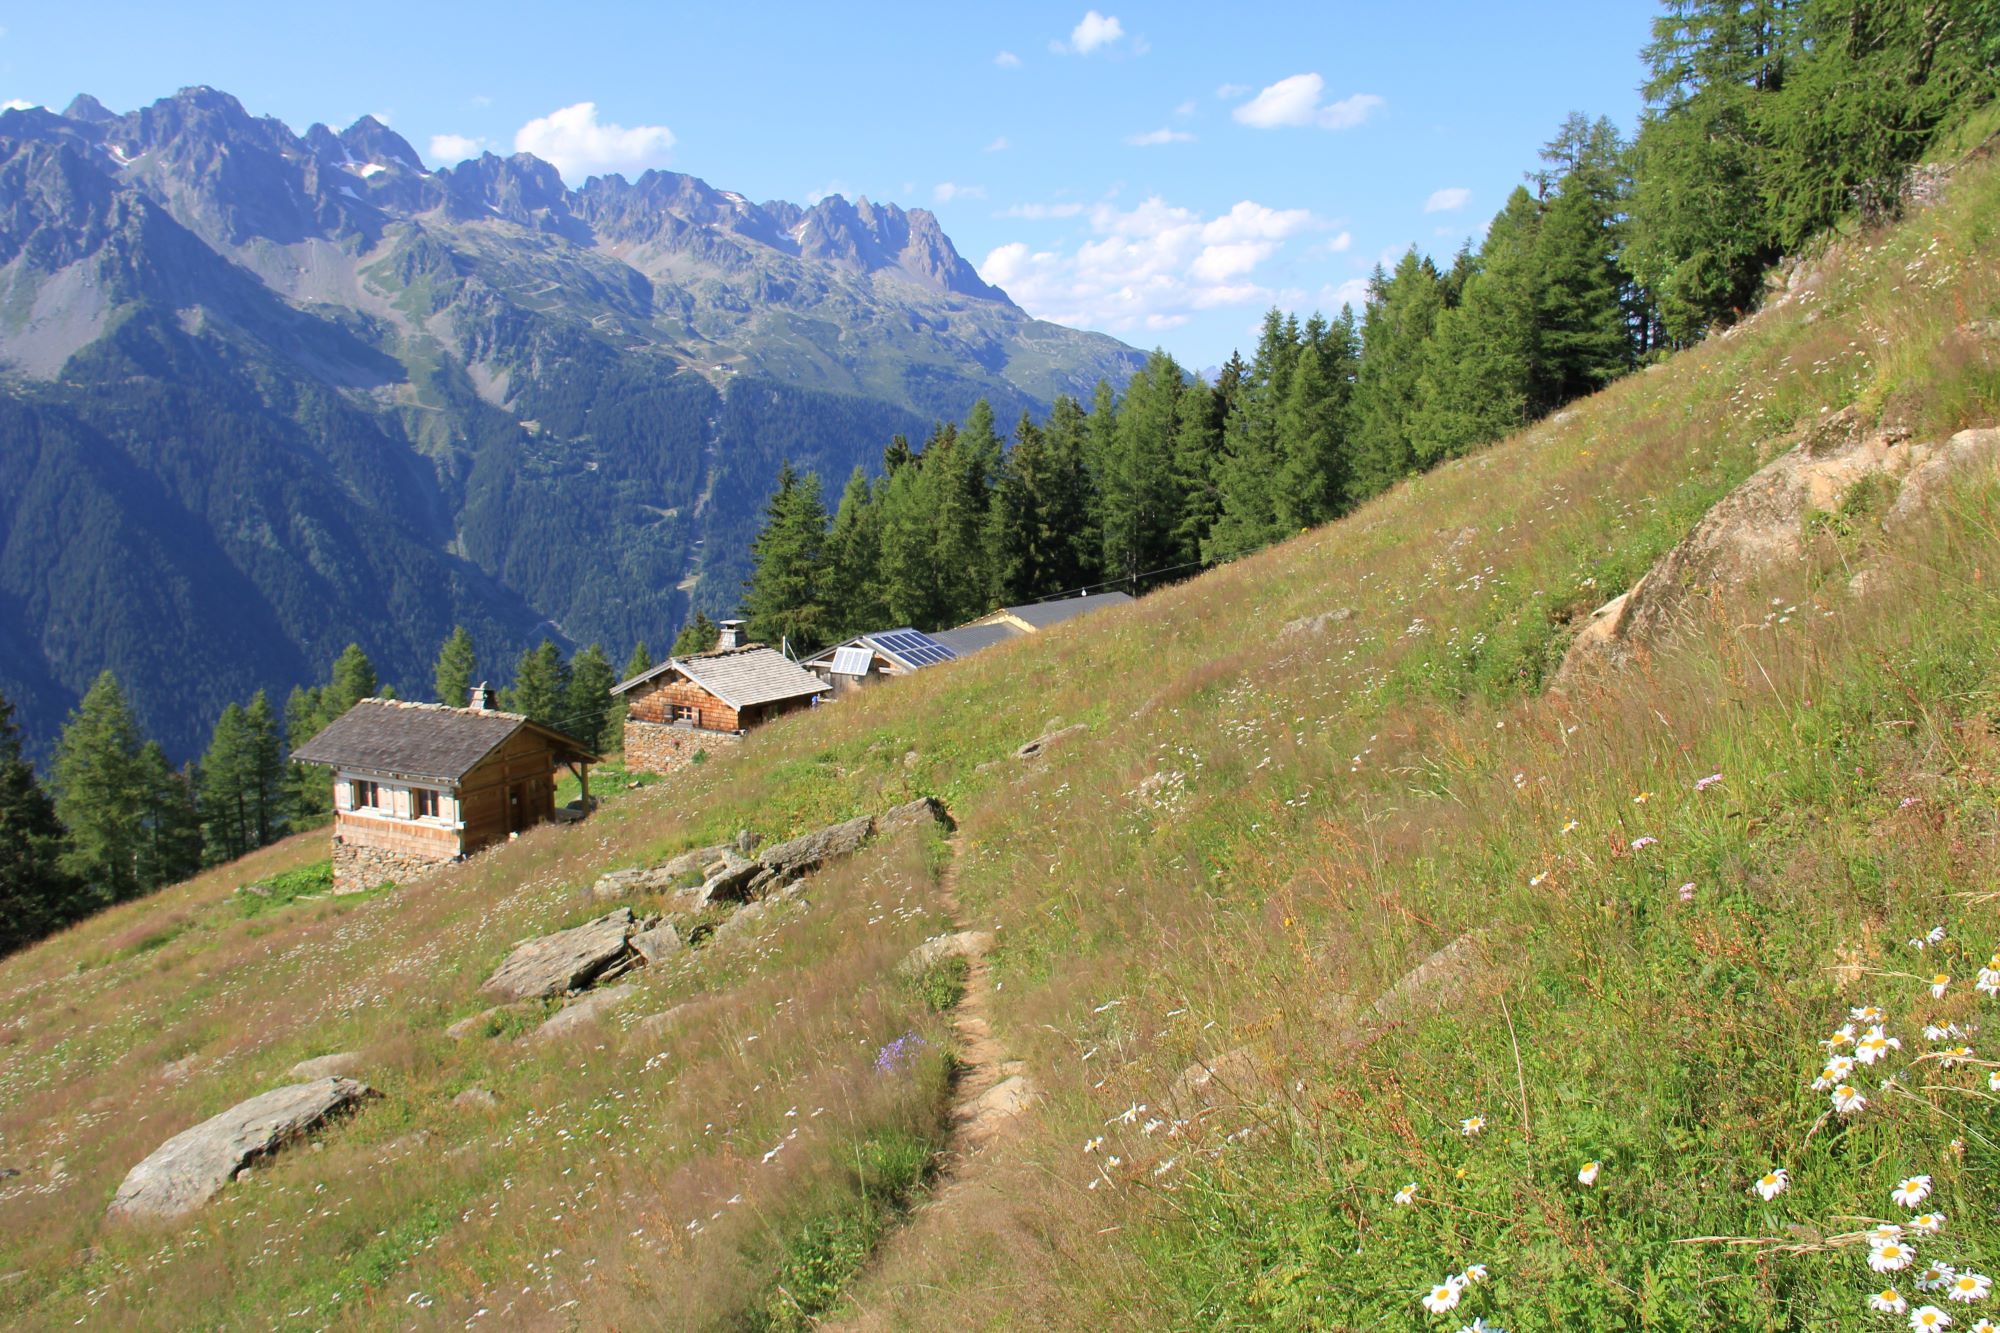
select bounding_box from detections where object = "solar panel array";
[870,629,957,668]
[830,645,874,676]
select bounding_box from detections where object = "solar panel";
[830,645,874,676]
[870,629,957,668]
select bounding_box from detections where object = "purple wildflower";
[1696,772,1724,792]
[875,1032,927,1074]
[1631,836,1658,851]
[1678,883,1695,901]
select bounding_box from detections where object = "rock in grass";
[286,1052,362,1080]
[755,815,875,883]
[529,982,641,1042]
[107,1078,376,1220]
[481,909,636,1001]
[880,796,953,834]
[629,922,684,965]
[897,930,991,976]
[1015,723,1087,760]
[452,1087,498,1111]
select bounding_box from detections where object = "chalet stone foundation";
[624,720,744,776]
[331,838,451,894]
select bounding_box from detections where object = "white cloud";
[1001,202,1087,220]
[994,49,1022,68]
[467,94,493,109]
[1323,230,1353,253]
[1053,10,1124,54]
[979,195,1314,333]
[933,182,987,204]
[1423,186,1472,213]
[1173,100,1197,118]
[1232,73,1383,131]
[985,136,1011,153]
[514,102,676,183]
[429,133,485,165]
[1321,277,1371,310]
[1125,127,1193,147]
[1215,82,1251,99]
[2,98,34,112]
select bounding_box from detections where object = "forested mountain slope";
[0,122,1994,1330]
[0,88,1143,758]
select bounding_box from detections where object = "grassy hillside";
[1,148,1997,1330]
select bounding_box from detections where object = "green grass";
[0,141,1996,1332]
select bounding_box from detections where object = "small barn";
[968,590,1134,635]
[613,621,828,774]
[291,698,599,892]
[801,628,958,698]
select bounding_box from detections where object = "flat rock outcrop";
[1016,723,1087,760]
[1555,413,2000,686]
[880,796,953,834]
[1280,607,1355,639]
[107,1078,376,1220]
[529,982,641,1043]
[286,1052,362,1080]
[898,930,993,976]
[755,815,874,884]
[482,909,637,1001]
[629,922,684,965]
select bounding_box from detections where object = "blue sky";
[2,2,1657,369]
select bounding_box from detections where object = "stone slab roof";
[613,646,828,709]
[291,699,594,784]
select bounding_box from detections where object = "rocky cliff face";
[0,87,1145,759]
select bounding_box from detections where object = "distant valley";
[0,87,1143,758]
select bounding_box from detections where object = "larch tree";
[433,626,477,707]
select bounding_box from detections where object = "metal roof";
[929,622,1024,657]
[868,629,957,669]
[653,646,829,709]
[990,590,1134,630]
[290,699,596,784]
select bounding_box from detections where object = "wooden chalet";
[612,621,828,774]
[291,696,598,892]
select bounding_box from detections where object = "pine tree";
[50,671,149,903]
[243,690,284,848]
[671,613,720,656]
[199,702,257,863]
[328,644,378,715]
[564,644,617,752]
[1170,358,1238,562]
[625,642,654,681]
[1275,312,1359,529]
[926,421,993,624]
[1099,351,1185,588]
[876,457,944,630]
[508,640,570,729]
[139,744,204,890]
[1410,188,1542,460]
[743,462,833,651]
[824,468,888,637]
[433,627,477,707]
[1348,252,1446,500]
[0,690,79,954]
[1208,312,1298,560]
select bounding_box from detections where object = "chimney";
[716,619,746,650]
[468,681,492,711]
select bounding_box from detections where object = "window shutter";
[334,779,352,810]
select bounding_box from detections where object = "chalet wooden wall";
[626,677,741,732]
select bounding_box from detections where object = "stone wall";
[331,837,451,894]
[624,719,744,776]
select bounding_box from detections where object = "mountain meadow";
[2,2,2000,1329]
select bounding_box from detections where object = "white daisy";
[1919,1264,1961,1292]
[1826,1022,1858,1049]
[1909,1212,1947,1235]
[1977,968,2000,997]
[1933,974,1952,999]
[1459,1116,1486,1137]
[1911,1305,1953,1330]
[1893,1175,1934,1208]
[1854,1005,1887,1024]
[1858,1027,1903,1065]
[1873,1239,1917,1272]
[1834,1083,1867,1115]
[1460,1264,1489,1285]
[1578,1160,1600,1186]
[1421,1280,1462,1314]
[1873,1289,1909,1313]
[1989,1069,2000,1093]
[1872,1223,1910,1245]
[1930,926,1949,944]
[1754,1168,1789,1201]
[1394,1182,1418,1206]
[1971,1319,1997,1333]
[1949,1273,1992,1303]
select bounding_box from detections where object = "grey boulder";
[107,1078,376,1220]
[482,909,637,1001]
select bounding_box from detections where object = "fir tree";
[508,640,570,729]
[433,627,477,708]
[199,702,258,863]
[1348,253,1446,500]
[0,691,78,954]
[1099,351,1185,588]
[328,644,378,715]
[139,744,204,890]
[671,613,720,656]
[1274,312,1359,530]
[743,462,832,651]
[243,690,284,847]
[624,642,654,681]
[824,468,888,637]
[564,644,618,752]
[50,672,149,903]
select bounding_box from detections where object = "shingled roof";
[612,645,828,709]
[290,699,596,784]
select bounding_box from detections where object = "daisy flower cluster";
[1419,1263,1490,1315]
